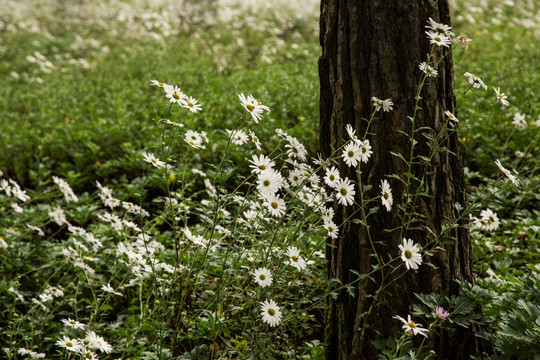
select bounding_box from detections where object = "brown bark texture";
[319,1,478,359]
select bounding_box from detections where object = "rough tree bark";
[319,1,478,359]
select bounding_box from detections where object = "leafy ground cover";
[0,0,538,359]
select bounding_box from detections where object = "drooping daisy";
[252,267,273,288]
[493,87,509,106]
[425,31,452,47]
[61,318,86,330]
[464,72,487,90]
[425,17,453,37]
[341,142,362,167]
[322,207,335,222]
[512,113,527,130]
[53,176,79,203]
[238,93,264,123]
[371,97,394,112]
[286,246,307,271]
[263,193,286,217]
[444,110,458,122]
[494,159,520,187]
[457,35,472,49]
[26,224,45,237]
[55,335,83,352]
[11,202,23,213]
[141,152,166,169]
[85,331,113,354]
[324,166,341,188]
[358,140,373,163]
[334,177,355,206]
[380,179,393,212]
[257,168,284,196]
[419,62,438,77]
[345,123,360,143]
[323,220,339,239]
[285,136,307,161]
[399,238,422,270]
[393,314,428,337]
[260,299,282,327]
[49,207,67,226]
[184,130,206,149]
[164,119,184,127]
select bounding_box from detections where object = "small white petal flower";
[141,152,166,169]
[393,314,428,337]
[260,299,282,327]
[399,238,422,270]
[252,267,273,288]
[380,179,393,212]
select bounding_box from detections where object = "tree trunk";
[319,1,478,359]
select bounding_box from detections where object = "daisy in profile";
[457,35,472,49]
[85,330,113,354]
[444,110,458,123]
[323,220,339,239]
[380,179,393,212]
[257,168,284,196]
[425,17,453,37]
[150,79,165,87]
[419,62,438,77]
[345,123,360,143]
[55,335,83,352]
[393,314,428,337]
[426,31,452,47]
[324,166,341,188]
[183,96,202,113]
[164,119,184,127]
[334,177,355,206]
[249,154,275,173]
[371,97,394,112]
[53,176,79,203]
[101,283,122,297]
[184,130,206,149]
[252,267,273,288]
[248,130,262,150]
[286,246,307,271]
[141,152,166,169]
[263,193,286,217]
[493,87,509,106]
[285,136,307,161]
[399,238,422,270]
[342,142,362,167]
[358,140,373,163]
[260,299,282,327]
[464,72,488,90]
[61,318,86,330]
[494,159,520,187]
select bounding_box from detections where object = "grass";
[0,0,539,359]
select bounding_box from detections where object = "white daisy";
[238,93,264,123]
[288,168,305,186]
[248,130,262,150]
[358,140,373,163]
[334,177,355,206]
[150,79,165,87]
[252,267,273,288]
[61,318,85,330]
[512,113,527,130]
[419,62,438,77]
[464,72,487,90]
[260,299,282,327]
[380,179,393,212]
[323,220,339,239]
[371,97,394,112]
[444,110,458,122]
[263,193,286,217]
[182,96,202,113]
[324,166,341,188]
[399,238,422,270]
[257,169,284,196]
[494,159,520,187]
[473,208,500,231]
[184,130,206,149]
[425,17,453,37]
[163,84,187,106]
[285,136,307,161]
[286,246,307,271]
[425,31,452,47]
[101,283,122,297]
[393,314,428,337]
[493,87,509,106]
[141,152,166,169]
[55,335,83,352]
[164,119,184,127]
[345,123,360,143]
[342,142,362,167]
[249,154,275,174]
[85,331,113,354]
[226,129,249,145]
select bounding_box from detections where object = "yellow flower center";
[268,308,275,316]
[340,188,347,196]
[405,250,413,259]
[246,104,254,112]
[361,147,367,153]
[188,101,194,107]
[258,164,266,170]
[259,274,266,280]
[271,201,278,209]
[173,93,180,100]
[151,158,157,163]
[383,192,389,200]
[328,226,334,232]
[291,255,298,262]
[329,174,335,181]
[263,180,270,187]
[434,36,442,42]
[86,353,94,359]
[158,82,164,87]
[348,150,354,157]
[408,321,416,328]
[69,320,76,324]
[66,341,73,347]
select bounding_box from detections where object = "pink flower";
[435,306,450,320]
